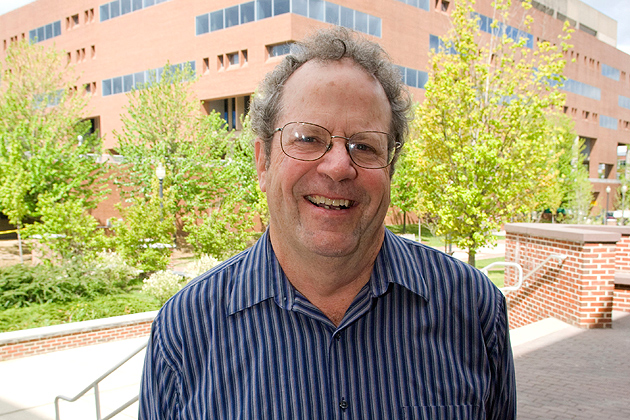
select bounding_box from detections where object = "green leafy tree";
[0,40,107,260]
[409,0,571,266]
[391,147,419,234]
[113,63,231,224]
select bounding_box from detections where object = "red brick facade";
[505,224,630,330]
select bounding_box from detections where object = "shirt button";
[339,398,349,410]
[334,333,341,340]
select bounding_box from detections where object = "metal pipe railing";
[55,341,148,420]
[481,254,567,294]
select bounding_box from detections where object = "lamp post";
[605,185,611,225]
[622,185,628,225]
[156,162,166,218]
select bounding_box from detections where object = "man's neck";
[269,229,384,326]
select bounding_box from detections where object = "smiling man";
[139,27,516,420]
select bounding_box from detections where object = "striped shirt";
[139,229,516,419]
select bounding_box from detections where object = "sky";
[0,0,628,54]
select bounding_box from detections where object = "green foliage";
[0,257,137,308]
[391,145,419,233]
[24,194,106,260]
[0,293,160,333]
[108,188,176,273]
[0,40,107,230]
[113,62,232,220]
[409,0,572,266]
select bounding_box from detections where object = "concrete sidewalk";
[0,313,629,419]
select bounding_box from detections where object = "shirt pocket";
[402,404,483,419]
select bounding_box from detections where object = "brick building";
[1,0,629,222]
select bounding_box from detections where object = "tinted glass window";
[112,77,123,94]
[110,1,120,18]
[102,79,112,96]
[53,21,61,37]
[325,2,339,25]
[355,10,368,33]
[45,23,53,40]
[132,0,143,11]
[121,0,131,14]
[225,6,239,27]
[274,0,289,15]
[100,4,110,21]
[241,1,255,23]
[309,0,324,20]
[340,6,353,28]
[144,0,155,6]
[134,72,145,88]
[368,15,380,37]
[196,14,209,35]
[210,10,224,31]
[292,0,307,16]
[257,0,272,19]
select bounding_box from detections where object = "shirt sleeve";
[485,293,517,420]
[138,318,181,420]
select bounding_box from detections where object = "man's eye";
[351,142,378,154]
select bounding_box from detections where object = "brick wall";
[0,312,156,361]
[504,224,630,330]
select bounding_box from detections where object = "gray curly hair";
[249,27,412,174]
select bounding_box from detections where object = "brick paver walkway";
[514,313,630,419]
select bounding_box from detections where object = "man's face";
[255,59,393,260]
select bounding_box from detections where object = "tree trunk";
[468,247,476,267]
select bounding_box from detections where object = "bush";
[0,256,139,308]
[184,254,220,278]
[0,293,161,332]
[142,270,186,305]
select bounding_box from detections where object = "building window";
[102,61,196,96]
[100,0,171,22]
[396,65,429,89]
[396,0,430,12]
[228,52,239,67]
[268,42,293,57]
[561,79,601,100]
[600,115,618,130]
[29,21,62,43]
[602,64,621,81]
[195,0,382,38]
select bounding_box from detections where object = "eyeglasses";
[274,122,400,169]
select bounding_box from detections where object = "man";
[139,27,516,419]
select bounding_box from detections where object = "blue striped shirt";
[139,229,516,419]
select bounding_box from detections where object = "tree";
[0,40,106,261]
[113,62,232,224]
[390,146,419,234]
[409,0,571,266]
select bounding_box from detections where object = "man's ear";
[254,138,267,193]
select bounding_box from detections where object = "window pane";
[102,79,112,96]
[274,0,289,15]
[196,14,209,35]
[355,10,368,33]
[37,27,45,42]
[225,6,239,27]
[406,68,417,88]
[123,74,134,92]
[270,43,292,57]
[110,1,120,18]
[132,0,143,11]
[228,53,239,65]
[418,0,430,11]
[45,23,53,40]
[210,10,224,31]
[100,4,110,21]
[241,1,255,23]
[340,6,353,29]
[121,0,131,15]
[368,15,380,37]
[407,0,418,7]
[29,29,37,42]
[112,76,123,94]
[418,71,428,88]
[257,0,272,19]
[325,2,339,25]
[134,71,145,88]
[188,60,196,74]
[292,0,307,17]
[309,0,324,20]
[144,0,155,7]
[53,21,61,37]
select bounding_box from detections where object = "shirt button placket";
[339,398,349,411]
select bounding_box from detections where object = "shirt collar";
[227,228,429,316]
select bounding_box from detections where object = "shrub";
[0,257,138,308]
[142,270,186,305]
[185,254,220,278]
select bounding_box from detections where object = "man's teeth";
[308,195,351,209]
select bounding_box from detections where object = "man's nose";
[317,139,357,181]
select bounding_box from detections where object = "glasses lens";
[280,122,330,161]
[348,132,391,169]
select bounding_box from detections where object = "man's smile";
[306,195,354,210]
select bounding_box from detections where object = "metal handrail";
[482,254,567,294]
[55,341,148,420]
